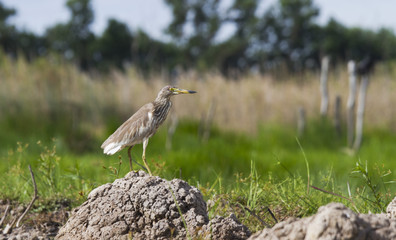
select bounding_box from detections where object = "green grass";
[1,55,396,231]
[1,117,396,230]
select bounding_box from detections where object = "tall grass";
[2,54,396,144]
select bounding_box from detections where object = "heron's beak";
[172,87,197,94]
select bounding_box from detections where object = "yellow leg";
[127,146,134,171]
[142,139,152,176]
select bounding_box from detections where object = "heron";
[101,85,197,175]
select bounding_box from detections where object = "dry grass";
[1,54,396,136]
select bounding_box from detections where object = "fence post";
[297,106,306,137]
[334,95,342,136]
[320,56,330,116]
[199,100,216,142]
[353,74,369,151]
[347,61,357,148]
[166,114,179,150]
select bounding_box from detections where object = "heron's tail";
[101,142,123,155]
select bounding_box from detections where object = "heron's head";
[157,85,197,99]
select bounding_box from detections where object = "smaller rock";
[249,202,396,240]
[199,213,251,240]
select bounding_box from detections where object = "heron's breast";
[137,112,154,136]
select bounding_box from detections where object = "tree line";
[1,0,396,76]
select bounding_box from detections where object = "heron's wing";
[101,103,154,155]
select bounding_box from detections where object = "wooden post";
[202,100,216,142]
[334,95,342,136]
[166,114,179,150]
[353,74,369,151]
[320,56,330,116]
[297,107,306,137]
[347,60,357,148]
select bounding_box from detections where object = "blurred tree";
[260,0,321,71]
[1,0,396,76]
[320,18,348,62]
[67,0,95,70]
[346,27,381,62]
[46,23,73,58]
[18,32,47,60]
[0,1,18,57]
[164,0,221,70]
[93,19,133,71]
[217,0,260,75]
[376,28,396,61]
[0,1,46,60]
[133,29,181,75]
[46,0,95,70]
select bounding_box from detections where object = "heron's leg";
[127,146,148,172]
[142,139,152,176]
[127,146,134,171]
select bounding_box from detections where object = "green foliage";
[36,141,60,193]
[0,1,15,22]
[350,160,393,212]
[1,116,396,231]
[204,149,394,231]
[2,0,396,74]
[165,0,222,71]
[46,0,95,70]
[266,0,320,70]
[93,19,132,71]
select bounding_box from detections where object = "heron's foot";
[144,165,153,176]
[146,168,153,176]
[142,156,153,176]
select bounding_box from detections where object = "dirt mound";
[55,171,250,240]
[249,202,396,240]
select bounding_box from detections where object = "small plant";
[102,156,123,178]
[350,160,393,212]
[36,140,60,194]
[247,160,262,210]
[168,184,191,240]
[296,137,310,194]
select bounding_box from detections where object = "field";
[1,55,396,231]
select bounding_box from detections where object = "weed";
[296,137,310,194]
[350,160,394,212]
[168,184,191,240]
[247,160,262,211]
[36,140,60,194]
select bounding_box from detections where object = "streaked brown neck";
[152,97,172,125]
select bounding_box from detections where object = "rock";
[199,213,251,240]
[56,171,249,240]
[249,202,396,240]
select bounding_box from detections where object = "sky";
[2,0,396,40]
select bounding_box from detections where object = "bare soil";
[0,199,70,239]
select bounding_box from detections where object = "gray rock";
[199,213,251,240]
[249,202,396,240]
[56,171,250,240]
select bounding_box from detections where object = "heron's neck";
[154,95,171,105]
[153,97,172,123]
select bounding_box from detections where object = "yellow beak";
[172,88,197,94]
